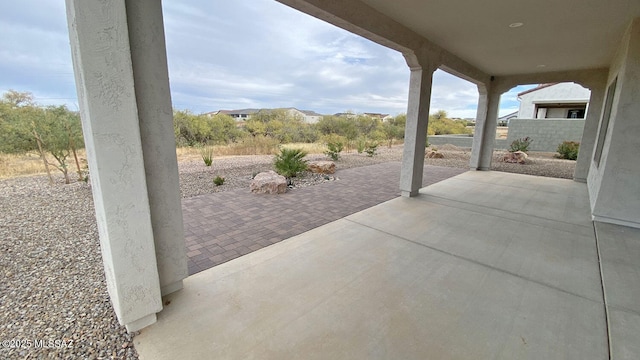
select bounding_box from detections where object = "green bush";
[274,148,308,178]
[356,137,366,154]
[557,141,580,160]
[200,146,214,166]
[364,142,378,157]
[213,176,225,186]
[509,136,532,153]
[321,134,345,161]
[427,111,472,135]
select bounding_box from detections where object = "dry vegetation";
[1,141,576,180]
[0,151,87,179]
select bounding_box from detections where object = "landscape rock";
[426,150,445,159]
[307,160,336,174]
[502,151,528,164]
[250,171,287,194]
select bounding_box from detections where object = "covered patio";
[134,171,639,359]
[63,0,640,358]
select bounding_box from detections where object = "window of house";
[594,77,618,167]
[567,108,586,118]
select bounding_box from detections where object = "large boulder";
[307,160,336,174]
[502,151,528,164]
[426,150,444,159]
[250,171,287,194]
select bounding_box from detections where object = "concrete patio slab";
[609,309,640,360]
[596,221,640,359]
[596,222,640,313]
[135,171,613,359]
[419,171,593,228]
[346,195,603,302]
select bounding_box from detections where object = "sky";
[0,0,534,118]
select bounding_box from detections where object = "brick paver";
[181,162,466,274]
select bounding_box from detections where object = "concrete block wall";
[428,135,508,149]
[506,119,585,152]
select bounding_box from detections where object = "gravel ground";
[0,145,575,359]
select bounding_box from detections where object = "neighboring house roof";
[209,108,323,117]
[498,111,518,120]
[298,109,323,116]
[226,108,260,115]
[363,112,390,119]
[517,83,559,97]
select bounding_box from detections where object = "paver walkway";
[182,162,466,274]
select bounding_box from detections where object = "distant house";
[516,83,591,119]
[204,109,260,120]
[285,108,323,124]
[204,108,323,124]
[334,112,357,118]
[498,111,518,126]
[362,112,391,120]
[505,82,592,151]
[334,112,393,121]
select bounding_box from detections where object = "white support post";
[470,83,502,170]
[126,0,188,296]
[400,60,437,197]
[66,0,187,332]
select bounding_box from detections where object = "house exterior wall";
[588,18,640,228]
[287,108,322,123]
[506,119,585,152]
[304,115,322,123]
[518,83,591,118]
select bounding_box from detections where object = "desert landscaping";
[0,145,577,359]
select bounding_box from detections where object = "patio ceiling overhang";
[276,0,640,81]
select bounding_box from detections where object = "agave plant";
[273,148,308,178]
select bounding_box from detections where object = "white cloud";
[0,0,530,118]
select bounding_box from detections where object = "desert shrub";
[364,142,378,157]
[356,137,366,154]
[427,111,472,136]
[274,148,308,178]
[509,136,532,153]
[173,110,243,146]
[316,116,358,140]
[557,141,580,160]
[322,134,346,161]
[325,142,343,161]
[213,176,225,186]
[200,146,214,166]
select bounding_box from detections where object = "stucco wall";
[588,18,640,228]
[518,83,591,118]
[506,119,585,152]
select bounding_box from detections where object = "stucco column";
[400,58,437,197]
[126,0,188,296]
[66,0,186,332]
[470,83,502,170]
[574,81,606,182]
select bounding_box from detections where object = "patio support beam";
[574,78,606,182]
[126,0,188,297]
[470,81,506,170]
[400,52,439,197]
[66,0,187,332]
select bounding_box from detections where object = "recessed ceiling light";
[536,64,546,68]
[509,22,524,28]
